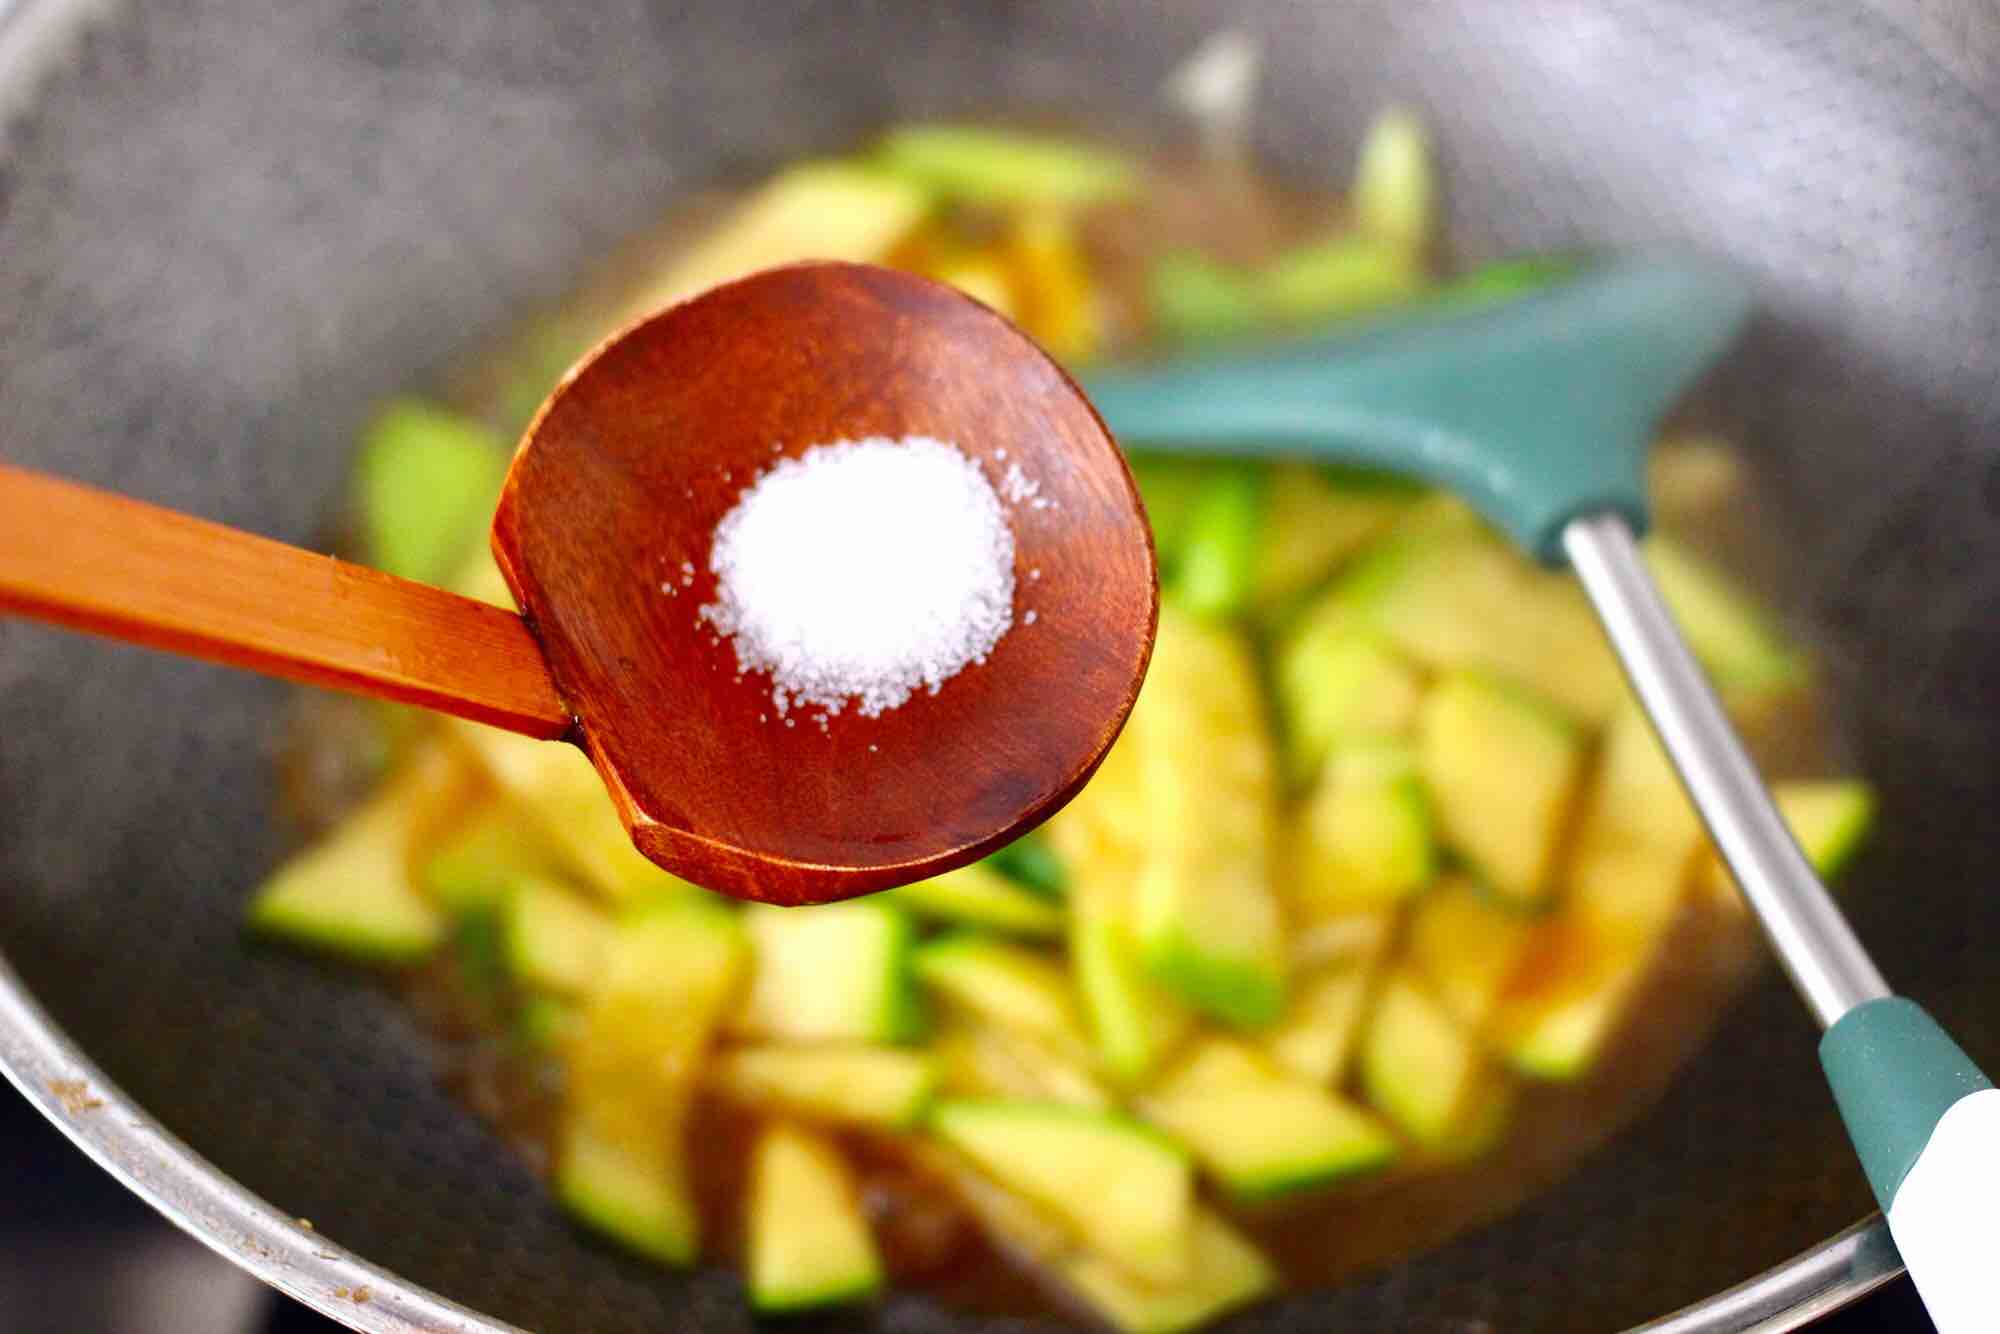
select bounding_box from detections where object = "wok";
[2,1,1997,1329]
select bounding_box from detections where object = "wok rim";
[0,0,1910,1327]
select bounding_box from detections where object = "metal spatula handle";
[1566,511,1995,1334]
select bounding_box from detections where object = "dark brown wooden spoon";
[0,261,1157,904]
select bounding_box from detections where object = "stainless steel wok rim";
[0,0,1912,1328]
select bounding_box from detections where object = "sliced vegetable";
[1248,463,1413,618]
[932,1017,1114,1111]
[915,935,1091,1058]
[422,802,557,914]
[1148,252,1265,344]
[1351,108,1433,256]
[631,161,931,313]
[248,751,466,964]
[984,828,1068,899]
[1059,1208,1276,1334]
[1360,968,1491,1148]
[1645,536,1809,695]
[1174,463,1265,618]
[1419,672,1583,907]
[1293,741,1435,915]
[737,902,923,1044]
[1140,1040,1397,1198]
[882,862,1065,937]
[1261,960,1375,1085]
[1274,629,1424,788]
[1253,234,1424,326]
[503,877,612,997]
[928,1099,1193,1284]
[708,1045,936,1129]
[876,125,1140,207]
[1405,876,1534,1027]
[557,901,745,1264]
[1127,454,1216,576]
[1070,912,1195,1084]
[1005,209,1100,363]
[1130,609,1287,1028]
[354,401,508,587]
[746,1123,883,1312]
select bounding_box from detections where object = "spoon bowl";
[495,261,1156,904]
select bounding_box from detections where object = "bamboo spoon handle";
[0,462,572,739]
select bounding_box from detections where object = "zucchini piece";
[1359,968,1492,1148]
[1261,960,1375,1085]
[737,902,923,1044]
[915,935,1090,1057]
[556,901,745,1264]
[929,1099,1193,1284]
[1126,454,1213,575]
[881,863,1064,937]
[928,254,1018,318]
[1249,464,1413,619]
[1419,1067,1519,1165]
[1290,909,1397,971]
[1060,1208,1276,1334]
[932,1017,1114,1111]
[1293,741,1436,915]
[708,1045,936,1129]
[985,828,1068,899]
[1070,913,1194,1085]
[421,802,558,914]
[1645,536,1808,695]
[1130,609,1287,1028]
[1351,108,1433,256]
[1405,875,1535,1028]
[1140,1040,1397,1199]
[1149,252,1266,344]
[517,995,579,1052]
[1004,208,1101,364]
[746,1123,883,1313]
[1274,628,1424,789]
[445,718,699,905]
[354,400,508,587]
[875,125,1139,207]
[1173,463,1265,618]
[247,753,461,964]
[1700,780,1875,909]
[1326,524,1626,724]
[503,877,612,998]
[1419,672,1584,907]
[1253,234,1424,326]
[631,161,931,313]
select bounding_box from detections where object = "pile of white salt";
[697,435,1018,719]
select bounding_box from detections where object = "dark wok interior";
[3,1,1999,1330]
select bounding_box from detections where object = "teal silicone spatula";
[1083,258,1995,1333]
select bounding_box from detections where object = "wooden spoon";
[0,262,1158,905]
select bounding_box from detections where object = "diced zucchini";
[1148,252,1266,344]
[1004,209,1100,364]
[1274,627,1424,788]
[928,1099,1193,1284]
[929,254,1018,318]
[445,719,699,905]
[1351,108,1433,256]
[875,125,1139,207]
[1261,960,1374,1085]
[1069,912,1194,1084]
[1141,1040,1397,1198]
[746,1123,883,1312]
[556,901,745,1264]
[631,161,932,313]
[737,902,923,1044]
[915,935,1091,1058]
[1645,536,1808,695]
[1173,463,1265,619]
[1360,969,1491,1148]
[421,802,557,914]
[708,1045,936,1129]
[1419,672,1584,907]
[1127,454,1214,577]
[1418,1067,1519,1165]
[1130,609,1287,1028]
[354,400,508,587]
[247,753,462,964]
[1248,464,1413,619]
[1700,780,1875,909]
[881,862,1064,937]
[1059,1208,1276,1334]
[1405,876,1535,1028]
[1293,741,1436,915]
[1488,920,1654,1081]
[1326,524,1625,724]
[517,995,579,1051]
[503,877,612,997]
[984,828,1068,899]
[932,1017,1114,1111]
[1252,234,1424,326]
[1290,909,1396,972]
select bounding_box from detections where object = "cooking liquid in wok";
[277,133,1851,1322]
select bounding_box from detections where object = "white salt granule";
[699,435,1016,718]
[999,462,1040,504]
